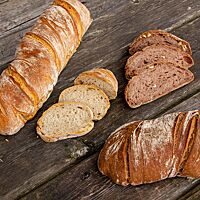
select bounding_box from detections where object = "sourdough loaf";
[37,102,94,142]
[129,30,192,55]
[125,44,194,79]
[59,85,110,120]
[0,0,92,135]
[74,68,118,100]
[125,62,194,109]
[98,110,200,186]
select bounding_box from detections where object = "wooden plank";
[21,153,200,200]
[21,92,200,200]
[0,135,90,199]
[0,0,52,34]
[179,184,200,200]
[0,0,200,199]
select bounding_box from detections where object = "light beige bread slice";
[37,102,94,142]
[74,68,118,100]
[59,85,110,120]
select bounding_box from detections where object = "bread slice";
[59,85,110,120]
[125,44,194,79]
[125,62,194,108]
[37,102,94,142]
[129,30,192,55]
[74,68,118,100]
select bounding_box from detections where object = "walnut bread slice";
[59,85,110,120]
[125,44,194,79]
[37,102,94,142]
[74,68,118,100]
[125,62,194,109]
[129,29,192,55]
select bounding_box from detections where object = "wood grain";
[22,154,200,200]
[179,184,200,200]
[0,0,200,199]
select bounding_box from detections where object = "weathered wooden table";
[0,0,200,199]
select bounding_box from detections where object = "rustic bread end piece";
[74,68,118,100]
[129,30,192,55]
[59,85,110,120]
[37,102,94,142]
[125,62,194,109]
[125,44,194,79]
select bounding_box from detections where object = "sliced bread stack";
[37,68,118,142]
[125,30,195,108]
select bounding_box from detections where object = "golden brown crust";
[54,0,83,40]
[54,0,92,40]
[0,73,36,121]
[0,96,25,135]
[41,5,79,57]
[25,32,62,73]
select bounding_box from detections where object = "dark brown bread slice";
[125,62,194,109]
[125,44,194,79]
[129,30,192,55]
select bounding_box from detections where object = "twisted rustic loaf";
[98,110,200,186]
[0,0,92,135]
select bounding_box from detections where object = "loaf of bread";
[98,110,200,186]
[125,44,194,79]
[125,62,194,108]
[59,85,110,120]
[74,68,118,100]
[0,0,92,135]
[37,102,94,142]
[129,30,192,55]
